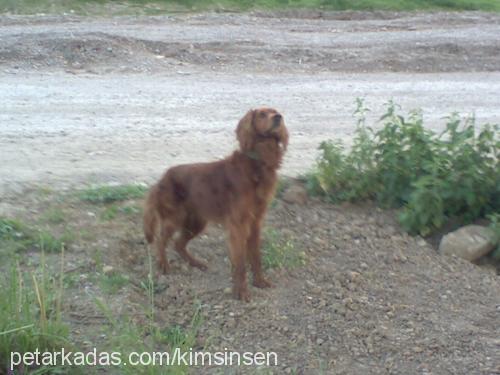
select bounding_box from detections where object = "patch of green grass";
[63,272,80,288]
[262,228,305,269]
[41,208,66,224]
[0,217,72,257]
[99,272,129,294]
[101,205,119,221]
[121,205,141,215]
[0,217,34,255]
[0,251,73,373]
[79,184,147,204]
[307,99,499,236]
[1,0,499,15]
[38,229,74,253]
[101,204,141,221]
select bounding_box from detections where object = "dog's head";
[236,108,289,156]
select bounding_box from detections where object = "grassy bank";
[1,0,499,15]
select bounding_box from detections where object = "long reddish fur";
[143,108,288,301]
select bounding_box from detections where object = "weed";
[262,228,305,269]
[307,100,499,236]
[79,184,147,204]
[0,250,72,373]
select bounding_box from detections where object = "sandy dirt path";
[1,12,499,194]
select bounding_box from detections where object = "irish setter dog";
[143,108,288,301]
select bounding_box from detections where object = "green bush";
[307,100,499,236]
[488,213,500,259]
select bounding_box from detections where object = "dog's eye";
[258,112,266,118]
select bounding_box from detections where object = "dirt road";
[1,11,500,193]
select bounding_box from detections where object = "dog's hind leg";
[174,217,208,271]
[156,225,175,274]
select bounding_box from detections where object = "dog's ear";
[280,125,289,151]
[236,109,255,151]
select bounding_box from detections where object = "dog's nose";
[273,114,282,127]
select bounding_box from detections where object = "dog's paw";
[253,277,273,289]
[233,287,251,302]
[158,262,170,274]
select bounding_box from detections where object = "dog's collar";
[244,150,261,161]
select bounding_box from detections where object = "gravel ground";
[1,188,498,374]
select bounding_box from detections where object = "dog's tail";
[143,187,159,244]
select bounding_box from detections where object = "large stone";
[282,184,308,205]
[439,225,495,261]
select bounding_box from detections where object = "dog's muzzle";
[272,114,282,128]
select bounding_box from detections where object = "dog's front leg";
[247,220,272,289]
[228,221,251,302]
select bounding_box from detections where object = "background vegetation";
[306,99,499,238]
[1,0,499,14]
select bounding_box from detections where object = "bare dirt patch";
[1,12,500,74]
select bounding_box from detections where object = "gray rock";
[102,265,114,275]
[282,184,308,205]
[439,225,495,261]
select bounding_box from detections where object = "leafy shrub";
[488,213,500,260]
[307,98,377,202]
[308,100,499,236]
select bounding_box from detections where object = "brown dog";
[143,108,288,301]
